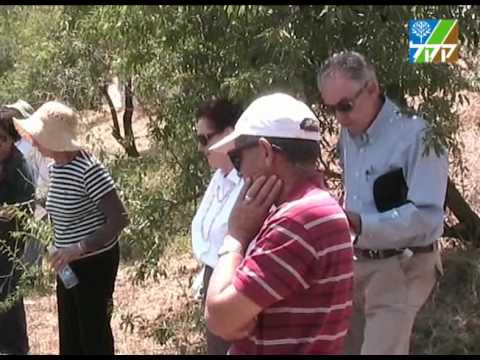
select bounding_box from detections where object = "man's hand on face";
[228,175,283,249]
[345,210,362,235]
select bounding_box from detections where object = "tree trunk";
[99,79,139,158]
[445,177,480,245]
[123,77,140,158]
[99,83,121,140]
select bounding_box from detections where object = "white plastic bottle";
[47,245,79,289]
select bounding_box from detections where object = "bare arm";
[205,248,261,341]
[205,175,282,340]
[50,189,129,271]
[80,189,129,252]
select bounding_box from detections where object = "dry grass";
[410,91,480,354]
[25,250,204,355]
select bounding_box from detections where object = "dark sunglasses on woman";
[196,131,220,147]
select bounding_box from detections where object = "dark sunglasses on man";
[228,142,257,173]
[323,81,369,114]
[228,139,282,173]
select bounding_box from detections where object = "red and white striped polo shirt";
[230,180,354,355]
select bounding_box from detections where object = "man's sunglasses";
[228,142,257,173]
[323,81,369,114]
[228,140,282,173]
[196,131,220,147]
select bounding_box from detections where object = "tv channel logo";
[408,19,459,64]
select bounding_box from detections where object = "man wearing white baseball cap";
[205,93,354,355]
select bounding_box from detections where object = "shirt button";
[355,171,360,177]
[360,148,365,153]
[353,195,358,200]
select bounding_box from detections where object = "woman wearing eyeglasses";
[0,106,35,355]
[191,98,244,355]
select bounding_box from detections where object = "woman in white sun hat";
[14,101,129,355]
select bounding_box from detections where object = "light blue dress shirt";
[338,97,449,250]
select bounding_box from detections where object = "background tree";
[0,4,479,275]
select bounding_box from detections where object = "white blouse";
[191,168,243,268]
[16,139,53,199]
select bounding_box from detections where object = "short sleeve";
[84,162,115,204]
[233,217,316,309]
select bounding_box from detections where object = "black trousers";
[202,265,231,355]
[0,240,29,355]
[56,243,119,355]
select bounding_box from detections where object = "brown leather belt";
[355,243,437,260]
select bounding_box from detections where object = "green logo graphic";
[409,19,459,64]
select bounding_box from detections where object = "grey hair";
[317,51,377,90]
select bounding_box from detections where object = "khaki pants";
[344,249,442,355]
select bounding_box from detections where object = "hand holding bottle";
[47,245,79,289]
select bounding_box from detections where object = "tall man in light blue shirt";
[317,51,448,355]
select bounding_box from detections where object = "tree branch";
[445,177,480,245]
[122,77,140,157]
[99,82,122,140]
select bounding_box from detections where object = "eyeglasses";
[228,141,259,173]
[228,140,283,173]
[196,131,220,147]
[323,81,369,114]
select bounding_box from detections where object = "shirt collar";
[366,96,398,141]
[283,176,321,205]
[347,96,399,145]
[223,168,242,185]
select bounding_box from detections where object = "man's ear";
[367,80,380,96]
[258,137,275,168]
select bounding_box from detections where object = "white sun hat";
[209,92,321,153]
[13,101,82,152]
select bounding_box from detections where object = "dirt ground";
[25,253,203,355]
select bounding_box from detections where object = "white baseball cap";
[209,92,321,153]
